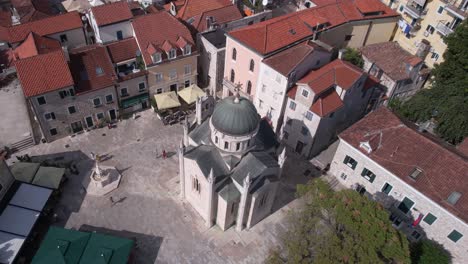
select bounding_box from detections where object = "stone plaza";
[14,110,318,263]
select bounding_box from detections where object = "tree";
[410,239,451,264]
[342,48,364,68]
[267,179,410,263]
[392,20,468,144]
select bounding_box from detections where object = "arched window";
[230,69,235,83]
[232,48,237,61]
[249,59,255,72]
[247,81,252,94]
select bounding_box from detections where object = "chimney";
[11,7,20,25]
[338,48,346,60]
[62,46,70,62]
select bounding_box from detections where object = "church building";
[178,93,285,231]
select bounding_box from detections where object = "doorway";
[142,100,148,109]
[295,141,305,154]
[170,84,177,92]
[85,116,94,128]
[109,109,117,121]
[70,121,83,133]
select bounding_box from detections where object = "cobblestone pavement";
[15,110,316,264]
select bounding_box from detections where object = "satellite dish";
[262,0,268,6]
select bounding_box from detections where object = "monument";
[83,152,122,196]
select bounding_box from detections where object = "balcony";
[116,62,146,81]
[436,21,454,36]
[441,0,468,19]
[222,78,252,101]
[403,2,427,19]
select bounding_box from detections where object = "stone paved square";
[14,110,317,264]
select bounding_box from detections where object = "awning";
[9,184,52,211]
[0,232,25,264]
[10,162,40,183]
[121,93,149,109]
[154,91,181,110]
[32,167,65,190]
[79,233,134,264]
[178,85,205,104]
[0,206,39,237]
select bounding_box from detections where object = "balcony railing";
[222,78,252,101]
[403,3,427,19]
[436,21,455,36]
[441,0,467,18]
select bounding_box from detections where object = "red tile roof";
[297,59,363,94]
[106,37,139,63]
[16,50,74,97]
[91,1,133,27]
[263,41,317,76]
[310,89,344,117]
[192,4,243,32]
[13,32,61,59]
[0,11,12,27]
[69,44,116,93]
[132,12,194,66]
[354,0,386,13]
[228,0,398,55]
[287,85,298,100]
[360,42,423,81]
[340,107,468,223]
[3,12,83,44]
[457,138,468,158]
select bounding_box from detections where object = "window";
[329,112,335,118]
[301,89,309,98]
[381,183,393,194]
[60,34,68,43]
[230,69,235,82]
[411,231,421,240]
[96,112,105,120]
[431,52,439,61]
[437,6,444,14]
[230,203,236,214]
[261,84,266,93]
[447,192,461,205]
[409,168,422,180]
[283,131,289,140]
[183,45,191,55]
[423,213,437,225]
[399,5,404,12]
[168,49,176,59]
[344,34,352,41]
[398,197,415,214]
[93,97,102,107]
[193,178,201,193]
[95,67,104,76]
[169,69,177,80]
[343,155,357,169]
[286,118,292,126]
[447,230,463,242]
[184,64,191,75]
[155,73,163,83]
[224,142,229,150]
[120,88,129,97]
[68,106,76,114]
[315,59,320,66]
[105,94,113,103]
[249,59,255,72]
[138,82,146,91]
[232,48,237,61]
[340,173,347,180]
[59,89,74,99]
[259,193,268,207]
[361,168,376,183]
[49,128,57,136]
[44,112,56,120]
[289,101,296,111]
[152,53,162,63]
[236,142,240,151]
[116,30,123,40]
[300,126,308,135]
[215,136,218,144]
[258,99,263,109]
[247,81,252,94]
[37,96,46,105]
[426,25,435,35]
[305,111,313,121]
[184,80,191,87]
[156,88,163,94]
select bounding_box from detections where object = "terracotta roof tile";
[360,42,423,81]
[167,0,233,20]
[457,138,468,158]
[192,4,243,32]
[16,50,74,97]
[69,44,116,93]
[340,107,468,223]
[354,0,386,13]
[91,1,133,27]
[106,37,139,63]
[4,12,83,43]
[228,0,397,55]
[287,85,298,100]
[310,89,343,117]
[132,12,194,66]
[13,32,61,59]
[263,41,317,76]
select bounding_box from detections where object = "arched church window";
[230,69,235,83]
[215,136,218,144]
[232,48,237,61]
[247,81,252,94]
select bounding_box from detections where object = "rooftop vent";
[447,192,461,205]
[289,29,296,35]
[409,168,422,180]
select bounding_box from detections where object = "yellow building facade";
[383,0,467,68]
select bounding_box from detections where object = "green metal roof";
[10,162,40,183]
[211,96,260,136]
[120,93,149,109]
[32,166,65,189]
[32,226,90,264]
[79,233,133,264]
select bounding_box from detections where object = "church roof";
[211,96,260,136]
[231,152,278,187]
[184,145,229,178]
[188,120,210,145]
[219,183,241,202]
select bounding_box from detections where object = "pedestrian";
[162,149,167,159]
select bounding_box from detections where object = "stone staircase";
[9,135,35,153]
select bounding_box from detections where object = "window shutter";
[343,156,349,164]
[369,174,376,183]
[51,112,56,120]
[351,161,357,169]
[361,168,367,176]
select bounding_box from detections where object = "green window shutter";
[382,183,392,194]
[448,230,463,242]
[361,168,368,176]
[343,156,350,164]
[369,173,376,183]
[423,213,437,225]
[398,197,414,214]
[351,160,357,169]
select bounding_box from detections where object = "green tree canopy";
[267,179,410,263]
[342,48,364,68]
[410,239,451,264]
[392,20,468,144]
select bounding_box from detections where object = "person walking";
[162,149,167,159]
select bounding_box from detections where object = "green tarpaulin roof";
[121,93,149,109]
[32,227,134,264]
[32,166,65,189]
[10,162,40,183]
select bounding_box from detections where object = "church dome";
[211,96,260,136]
